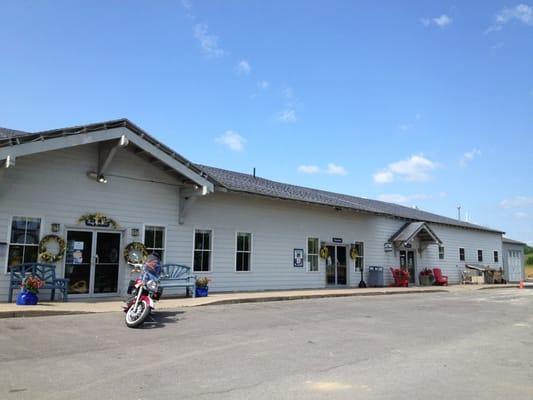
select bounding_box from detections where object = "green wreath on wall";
[39,234,66,263]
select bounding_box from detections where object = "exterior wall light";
[51,223,61,233]
[97,174,108,184]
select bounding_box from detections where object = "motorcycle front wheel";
[125,299,151,328]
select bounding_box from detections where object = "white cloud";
[215,130,245,151]
[258,80,269,90]
[460,148,481,167]
[236,60,251,75]
[374,155,439,184]
[194,23,225,58]
[373,170,394,184]
[500,196,533,209]
[297,163,348,176]
[276,86,298,123]
[326,163,348,176]
[399,124,413,132]
[421,14,452,28]
[277,109,297,123]
[298,165,320,174]
[487,4,533,33]
[181,0,192,9]
[514,211,529,219]
[378,193,431,205]
[491,42,504,50]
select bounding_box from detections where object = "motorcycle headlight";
[146,280,159,292]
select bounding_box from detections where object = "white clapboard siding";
[0,142,504,299]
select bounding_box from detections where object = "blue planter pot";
[195,287,209,297]
[16,291,39,305]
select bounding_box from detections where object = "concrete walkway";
[0,284,518,318]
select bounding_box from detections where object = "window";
[193,230,212,272]
[8,217,41,270]
[307,238,319,272]
[438,246,445,260]
[144,226,165,261]
[493,250,499,263]
[459,248,465,261]
[478,249,483,262]
[353,242,364,271]
[236,232,252,272]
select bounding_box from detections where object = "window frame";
[438,246,445,260]
[235,232,253,273]
[142,224,167,263]
[192,228,213,273]
[6,216,43,273]
[493,250,499,263]
[352,241,364,272]
[306,237,320,273]
[477,249,483,263]
[459,247,465,262]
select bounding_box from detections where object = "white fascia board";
[0,127,125,160]
[0,126,214,193]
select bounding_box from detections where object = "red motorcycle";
[123,265,163,328]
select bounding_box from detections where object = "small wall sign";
[332,237,343,243]
[384,242,393,252]
[293,248,304,268]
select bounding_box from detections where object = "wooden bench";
[160,264,196,298]
[8,263,70,303]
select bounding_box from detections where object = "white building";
[0,119,513,299]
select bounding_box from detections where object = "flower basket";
[16,290,39,305]
[195,287,209,297]
[419,268,435,286]
[195,277,210,297]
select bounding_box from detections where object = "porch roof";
[389,222,442,246]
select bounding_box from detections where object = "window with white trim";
[493,250,499,263]
[353,242,364,271]
[459,248,465,261]
[478,249,483,262]
[307,237,319,272]
[438,246,445,260]
[144,226,165,261]
[193,230,212,272]
[7,217,41,271]
[236,232,252,272]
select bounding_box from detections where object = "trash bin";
[367,266,384,287]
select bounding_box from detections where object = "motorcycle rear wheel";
[125,299,151,328]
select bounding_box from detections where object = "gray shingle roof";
[0,127,30,140]
[502,237,526,246]
[196,164,504,234]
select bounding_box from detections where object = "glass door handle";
[95,254,99,264]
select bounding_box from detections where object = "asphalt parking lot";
[2,288,533,400]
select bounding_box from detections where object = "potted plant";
[16,276,44,305]
[419,268,435,286]
[195,277,210,297]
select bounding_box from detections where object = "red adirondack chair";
[390,268,409,287]
[432,268,448,286]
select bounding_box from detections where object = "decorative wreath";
[350,246,359,260]
[319,246,329,259]
[39,234,66,263]
[123,242,148,264]
[78,212,118,229]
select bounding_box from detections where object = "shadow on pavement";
[139,310,185,329]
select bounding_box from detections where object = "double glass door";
[65,230,121,296]
[326,245,347,285]
[400,250,416,284]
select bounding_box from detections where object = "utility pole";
[457,206,461,221]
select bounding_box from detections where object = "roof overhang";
[0,119,214,193]
[389,221,442,248]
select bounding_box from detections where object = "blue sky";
[1,1,532,243]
